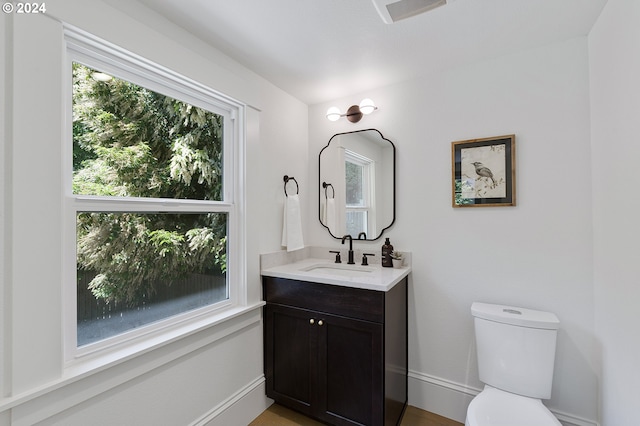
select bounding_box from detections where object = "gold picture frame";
[452,135,516,207]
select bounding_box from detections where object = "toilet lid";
[466,387,561,426]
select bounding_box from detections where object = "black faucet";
[341,234,355,264]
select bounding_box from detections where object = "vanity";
[261,257,410,426]
[261,128,405,424]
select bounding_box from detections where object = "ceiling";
[137,0,608,105]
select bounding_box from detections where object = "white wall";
[0,10,8,421]
[1,0,307,424]
[309,37,598,425]
[589,0,640,425]
[5,1,636,425]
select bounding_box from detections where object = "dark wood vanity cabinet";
[263,276,407,426]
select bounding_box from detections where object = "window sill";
[0,301,265,413]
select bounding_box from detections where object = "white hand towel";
[282,194,304,252]
[321,199,327,224]
[323,197,336,232]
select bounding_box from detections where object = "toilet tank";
[471,302,560,399]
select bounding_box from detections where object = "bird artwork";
[471,162,496,186]
[454,138,513,205]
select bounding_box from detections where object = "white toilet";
[466,302,562,426]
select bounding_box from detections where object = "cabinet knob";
[309,319,315,325]
[317,320,324,326]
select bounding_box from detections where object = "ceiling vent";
[372,0,447,24]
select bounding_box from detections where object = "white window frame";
[62,26,246,364]
[344,150,375,236]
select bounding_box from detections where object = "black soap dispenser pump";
[382,237,394,268]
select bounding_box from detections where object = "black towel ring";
[283,175,299,196]
[322,182,335,199]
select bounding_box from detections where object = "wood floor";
[249,403,464,426]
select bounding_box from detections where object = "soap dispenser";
[381,237,394,268]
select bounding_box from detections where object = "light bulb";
[359,98,376,115]
[92,72,113,82]
[326,106,341,121]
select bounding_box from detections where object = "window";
[65,29,244,358]
[344,150,374,236]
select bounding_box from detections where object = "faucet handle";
[361,253,375,266]
[329,250,342,263]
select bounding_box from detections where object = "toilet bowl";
[465,386,561,426]
[466,302,561,426]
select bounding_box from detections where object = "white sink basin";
[261,257,410,291]
[300,263,375,277]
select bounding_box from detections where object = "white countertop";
[261,257,411,292]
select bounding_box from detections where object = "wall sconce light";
[91,71,113,82]
[326,98,378,123]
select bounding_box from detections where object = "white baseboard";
[553,410,601,426]
[408,369,478,424]
[190,375,272,426]
[190,370,600,426]
[407,370,599,426]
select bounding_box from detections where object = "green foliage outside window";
[73,63,227,305]
[345,161,364,206]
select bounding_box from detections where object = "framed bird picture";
[451,135,516,207]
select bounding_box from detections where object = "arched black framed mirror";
[319,129,396,240]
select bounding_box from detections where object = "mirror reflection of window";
[345,150,375,237]
[319,129,395,241]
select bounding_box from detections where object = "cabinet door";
[317,314,384,426]
[264,304,317,416]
